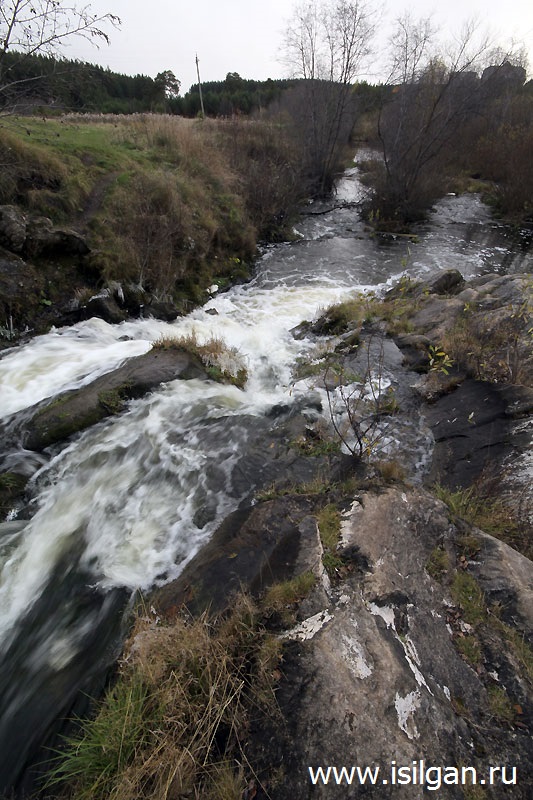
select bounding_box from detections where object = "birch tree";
[368,15,523,226]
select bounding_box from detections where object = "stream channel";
[0,164,531,793]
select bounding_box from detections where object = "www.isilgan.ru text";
[308,761,517,790]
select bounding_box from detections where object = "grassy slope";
[0,115,274,319]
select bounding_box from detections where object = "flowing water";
[0,167,531,791]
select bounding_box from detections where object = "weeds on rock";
[152,333,248,388]
[433,482,530,559]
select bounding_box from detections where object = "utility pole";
[195,54,205,118]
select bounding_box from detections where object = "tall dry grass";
[45,595,280,800]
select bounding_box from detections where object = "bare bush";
[281,0,378,196]
[323,334,399,459]
[218,117,304,239]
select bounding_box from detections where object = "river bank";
[0,114,307,347]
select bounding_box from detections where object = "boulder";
[24,216,90,258]
[0,206,27,253]
[428,268,465,295]
[83,294,127,324]
[21,348,210,451]
[153,495,323,618]
[240,487,533,799]
[144,300,180,322]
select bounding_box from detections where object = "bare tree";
[365,15,527,227]
[0,1,120,107]
[282,0,378,195]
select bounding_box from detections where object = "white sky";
[66,0,533,91]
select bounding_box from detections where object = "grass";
[487,685,516,725]
[455,634,483,668]
[433,483,530,559]
[262,572,317,614]
[0,114,304,324]
[426,546,451,581]
[316,503,343,577]
[316,504,341,551]
[491,617,533,688]
[375,459,406,483]
[45,594,278,800]
[318,298,366,335]
[152,333,248,388]
[255,474,335,502]
[441,308,532,385]
[450,572,486,626]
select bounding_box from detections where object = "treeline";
[0,52,173,114]
[180,73,297,117]
[0,53,296,117]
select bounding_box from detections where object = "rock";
[24,216,90,258]
[0,246,44,331]
[242,487,533,799]
[423,378,511,488]
[0,206,27,253]
[428,268,465,295]
[291,320,313,340]
[83,294,127,324]
[495,384,533,418]
[395,333,432,371]
[21,349,210,451]
[145,300,180,322]
[118,283,149,316]
[153,495,323,618]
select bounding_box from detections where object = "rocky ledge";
[148,269,533,798]
[153,485,533,798]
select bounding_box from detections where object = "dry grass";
[46,596,278,800]
[433,481,532,560]
[152,333,248,388]
[0,125,68,204]
[441,303,533,386]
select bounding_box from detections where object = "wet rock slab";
[243,487,533,799]
[19,348,209,451]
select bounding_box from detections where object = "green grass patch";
[487,685,516,725]
[317,504,341,551]
[426,546,451,582]
[46,679,155,800]
[317,503,343,577]
[491,618,533,688]
[455,634,483,668]
[433,484,528,557]
[451,572,486,626]
[262,572,317,611]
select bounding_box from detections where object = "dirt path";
[75,171,120,231]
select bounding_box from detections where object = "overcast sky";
[68,0,533,91]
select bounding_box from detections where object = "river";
[0,166,531,793]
